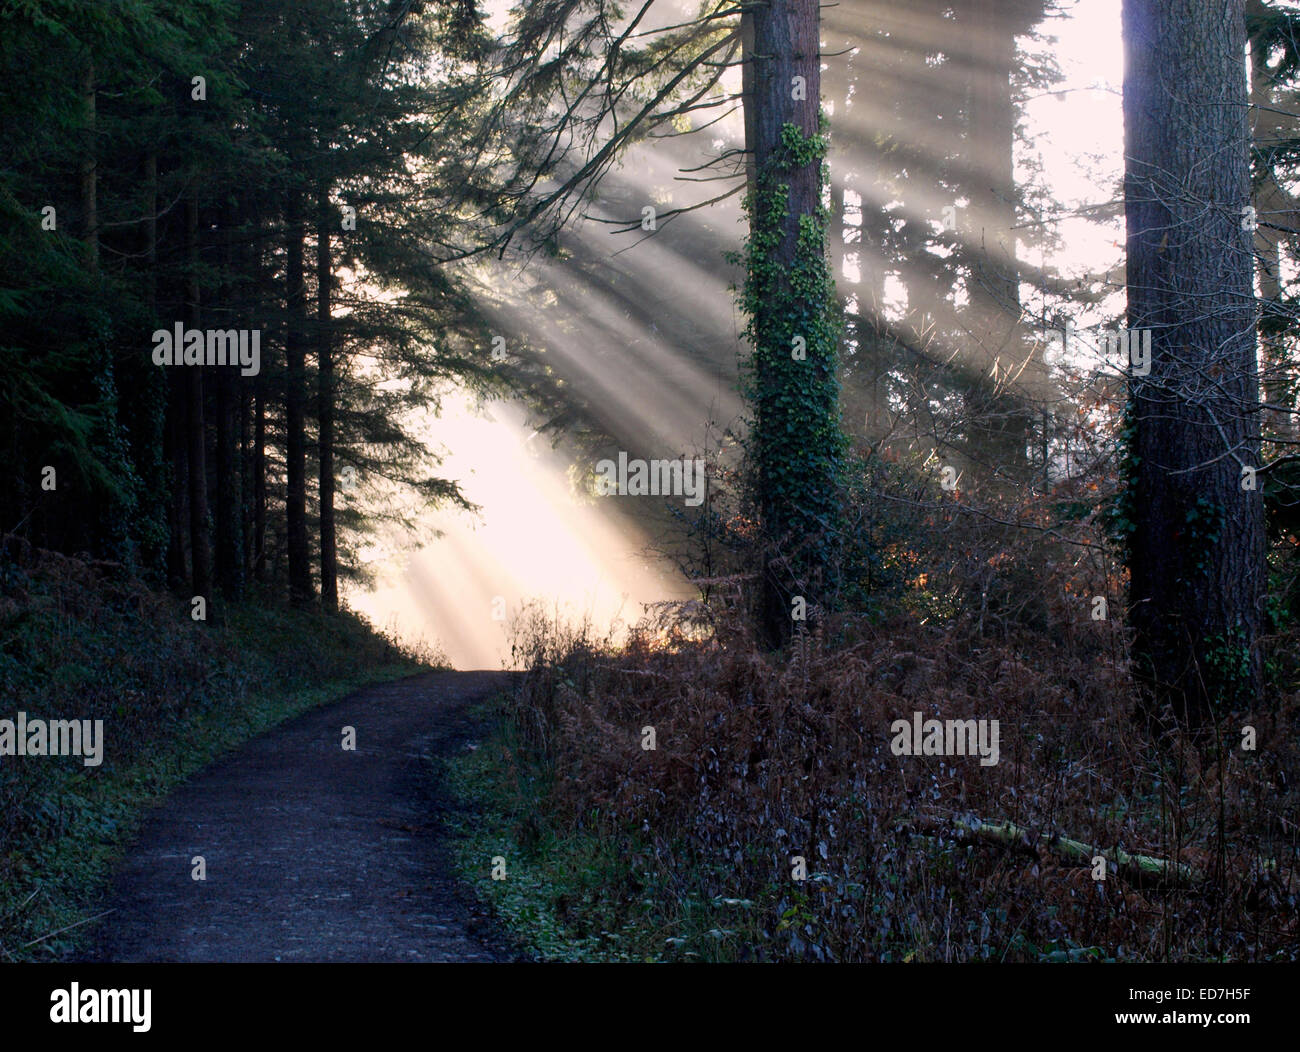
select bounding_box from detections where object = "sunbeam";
[346,391,695,668]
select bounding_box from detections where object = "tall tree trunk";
[81,59,97,273]
[825,15,889,438]
[284,190,314,606]
[1250,29,1292,440]
[144,154,157,312]
[962,0,1030,487]
[1256,223,1288,438]
[162,164,188,588]
[186,191,212,601]
[132,149,169,579]
[215,370,243,598]
[1122,0,1265,723]
[741,11,758,190]
[253,388,267,583]
[214,202,244,599]
[249,210,268,584]
[744,0,842,648]
[166,376,190,588]
[317,187,338,612]
[240,376,253,578]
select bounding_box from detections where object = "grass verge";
[0,551,436,960]
[443,692,782,963]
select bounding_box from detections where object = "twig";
[19,909,116,950]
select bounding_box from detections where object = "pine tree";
[1121,0,1266,722]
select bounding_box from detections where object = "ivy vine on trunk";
[730,119,846,649]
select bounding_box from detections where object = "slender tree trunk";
[166,373,190,588]
[748,2,822,251]
[134,150,169,579]
[830,178,846,297]
[143,153,158,313]
[80,55,134,560]
[962,0,1030,486]
[284,190,314,606]
[253,388,267,583]
[240,208,254,581]
[741,10,758,190]
[249,210,268,584]
[240,374,252,578]
[185,192,212,601]
[1122,0,1265,722]
[215,202,244,599]
[215,371,242,598]
[1256,228,1288,437]
[1250,32,1292,439]
[81,59,97,273]
[317,186,338,612]
[162,165,188,588]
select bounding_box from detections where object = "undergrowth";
[448,590,1299,963]
[0,546,437,960]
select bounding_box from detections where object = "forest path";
[83,670,512,962]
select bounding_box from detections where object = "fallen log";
[899,815,1197,888]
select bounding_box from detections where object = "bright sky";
[344,392,695,668]
[1021,0,1124,315]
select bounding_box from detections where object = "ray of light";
[348,0,1130,659]
[345,391,696,668]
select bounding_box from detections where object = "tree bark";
[317,186,338,612]
[1250,26,1292,439]
[185,191,213,601]
[134,149,169,580]
[253,387,267,583]
[166,373,190,589]
[1122,0,1265,722]
[745,0,839,648]
[284,189,314,606]
[249,210,268,584]
[81,59,98,273]
[962,0,1031,486]
[741,11,759,191]
[214,201,244,600]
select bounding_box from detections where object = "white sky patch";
[1019,0,1125,326]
